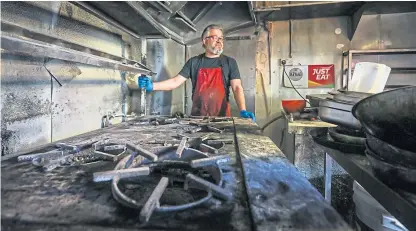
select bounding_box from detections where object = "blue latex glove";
[138,75,153,92]
[240,110,256,122]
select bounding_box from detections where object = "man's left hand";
[240,110,256,122]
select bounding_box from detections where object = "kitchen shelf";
[319,146,416,231]
[1,35,154,75]
[342,49,416,89]
[344,49,416,55]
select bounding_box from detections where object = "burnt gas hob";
[2,116,350,231]
[6,116,247,230]
[92,137,232,224]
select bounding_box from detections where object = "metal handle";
[140,88,146,116]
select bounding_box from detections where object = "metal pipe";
[267,25,272,85]
[289,17,292,58]
[184,45,189,114]
[248,1,257,24]
[140,85,147,117]
[71,1,141,39]
[253,1,340,12]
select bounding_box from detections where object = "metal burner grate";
[93,140,232,223]
[17,139,127,171]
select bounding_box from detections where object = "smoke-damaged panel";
[1,53,52,155]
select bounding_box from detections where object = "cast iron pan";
[310,128,365,154]
[365,148,416,193]
[352,86,416,153]
[328,127,366,145]
[365,133,416,168]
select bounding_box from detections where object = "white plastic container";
[349,62,391,93]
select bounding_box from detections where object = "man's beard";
[208,45,223,55]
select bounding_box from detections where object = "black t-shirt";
[178,54,240,101]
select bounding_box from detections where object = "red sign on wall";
[308,65,335,88]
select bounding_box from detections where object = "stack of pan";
[319,91,373,130]
[352,86,416,192]
[317,91,372,152]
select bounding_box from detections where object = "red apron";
[191,67,231,117]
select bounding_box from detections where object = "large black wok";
[352,86,416,153]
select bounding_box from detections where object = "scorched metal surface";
[234,119,351,231]
[1,117,350,231]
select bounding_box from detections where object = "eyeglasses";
[205,35,224,42]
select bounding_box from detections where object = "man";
[138,24,255,121]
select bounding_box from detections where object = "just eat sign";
[284,64,335,88]
[308,65,335,88]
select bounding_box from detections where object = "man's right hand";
[138,75,153,92]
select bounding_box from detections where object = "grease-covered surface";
[0,1,129,156]
[1,119,251,231]
[1,118,350,230]
[233,118,352,231]
[1,54,52,156]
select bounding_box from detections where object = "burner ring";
[111,147,224,213]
